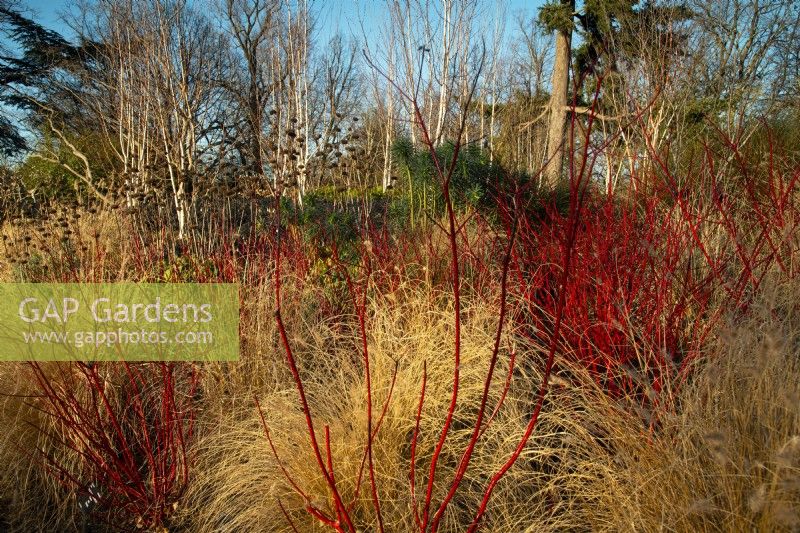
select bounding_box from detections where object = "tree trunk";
[543,0,573,188]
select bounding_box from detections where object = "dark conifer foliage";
[0,1,82,155]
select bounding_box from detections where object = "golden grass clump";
[178,273,800,532]
[572,276,800,532]
[179,283,642,531]
[0,363,82,532]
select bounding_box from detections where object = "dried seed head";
[704,431,728,464]
[776,435,800,468]
[687,498,715,516]
[772,502,800,527]
[748,484,766,513]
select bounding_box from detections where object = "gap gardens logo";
[0,283,239,361]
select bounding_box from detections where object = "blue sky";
[13,0,72,32]
[15,0,547,44]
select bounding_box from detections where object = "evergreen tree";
[0,2,80,155]
[537,0,692,185]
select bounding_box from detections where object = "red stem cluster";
[27,361,197,529]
